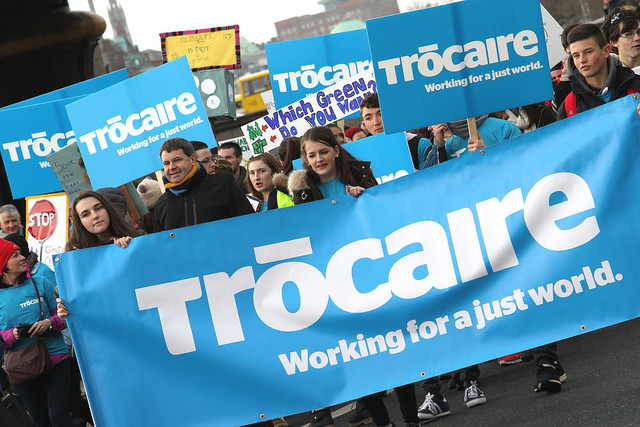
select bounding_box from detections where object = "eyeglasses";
[620,29,640,39]
[200,157,212,165]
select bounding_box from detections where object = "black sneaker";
[463,381,487,408]
[310,408,335,427]
[417,393,451,422]
[534,363,562,393]
[348,400,373,426]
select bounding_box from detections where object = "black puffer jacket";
[153,167,254,231]
[558,56,640,119]
[287,160,377,205]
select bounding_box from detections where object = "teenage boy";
[558,23,640,119]
[359,93,447,169]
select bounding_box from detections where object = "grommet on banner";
[332,200,337,205]
[421,372,426,377]
[55,257,60,262]
[581,325,586,331]
[480,150,485,155]
[260,414,265,419]
[170,233,175,237]
[635,95,639,100]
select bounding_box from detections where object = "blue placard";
[66,57,215,189]
[292,132,414,184]
[0,96,86,199]
[266,29,372,117]
[366,0,553,134]
[1,69,129,110]
[55,97,640,426]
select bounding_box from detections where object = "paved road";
[283,316,640,426]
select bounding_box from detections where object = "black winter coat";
[153,168,254,231]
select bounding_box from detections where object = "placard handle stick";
[467,117,479,140]
[155,170,166,194]
[119,184,142,222]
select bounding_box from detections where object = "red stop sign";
[28,200,57,241]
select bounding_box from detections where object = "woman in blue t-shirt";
[288,126,377,204]
[0,238,73,427]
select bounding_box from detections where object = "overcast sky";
[67,0,452,51]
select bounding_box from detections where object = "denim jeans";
[13,358,73,427]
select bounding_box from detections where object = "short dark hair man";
[359,93,447,169]
[153,138,254,231]
[218,142,247,191]
[190,140,215,174]
[558,23,640,119]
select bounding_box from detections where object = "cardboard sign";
[1,70,128,110]
[241,70,376,157]
[265,29,372,114]
[47,143,93,203]
[366,0,553,133]
[292,132,414,185]
[160,25,241,70]
[55,96,640,426]
[0,96,85,199]
[26,192,68,271]
[66,57,215,189]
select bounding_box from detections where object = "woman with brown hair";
[66,190,140,251]
[288,126,377,205]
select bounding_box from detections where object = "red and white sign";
[26,193,68,271]
[28,200,58,241]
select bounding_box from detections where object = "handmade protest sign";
[265,29,372,114]
[66,56,215,190]
[0,96,85,199]
[366,0,552,133]
[47,143,92,203]
[55,97,640,426]
[241,70,376,157]
[160,25,241,70]
[0,69,128,110]
[292,132,414,185]
[27,192,68,271]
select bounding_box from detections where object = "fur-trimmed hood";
[286,170,311,196]
[272,172,290,194]
[287,170,323,205]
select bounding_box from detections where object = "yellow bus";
[237,70,270,114]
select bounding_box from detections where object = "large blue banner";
[0,96,85,198]
[293,132,414,184]
[56,97,640,427]
[266,29,372,117]
[366,0,553,133]
[66,56,215,189]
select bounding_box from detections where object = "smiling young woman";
[288,126,377,205]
